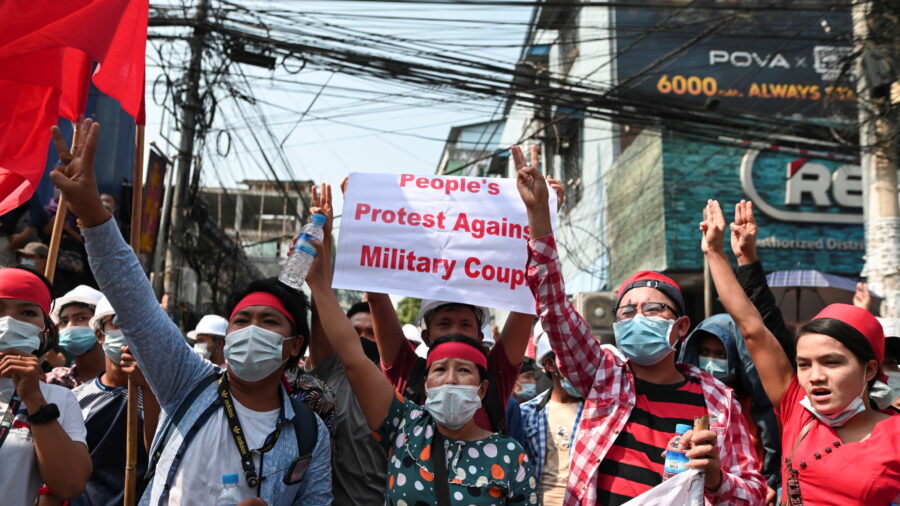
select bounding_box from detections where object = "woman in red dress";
[702,199,900,505]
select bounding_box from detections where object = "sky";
[144,1,535,222]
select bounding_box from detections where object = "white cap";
[51,285,103,323]
[533,321,552,363]
[89,296,116,331]
[187,314,229,340]
[415,299,491,329]
[415,341,430,359]
[402,324,422,342]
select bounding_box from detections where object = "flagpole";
[44,123,83,282]
[124,123,144,506]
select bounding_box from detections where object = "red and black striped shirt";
[596,375,708,506]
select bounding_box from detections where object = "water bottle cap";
[222,473,239,485]
[310,213,327,227]
[675,424,692,434]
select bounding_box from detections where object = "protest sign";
[333,172,557,314]
[621,469,704,506]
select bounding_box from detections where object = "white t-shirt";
[0,377,87,505]
[168,395,280,505]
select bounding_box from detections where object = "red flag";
[0,0,148,214]
[0,50,65,215]
[93,0,148,122]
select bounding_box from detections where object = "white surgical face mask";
[224,325,289,382]
[800,371,868,428]
[102,329,128,364]
[0,316,42,353]
[424,384,481,430]
[19,258,36,268]
[699,356,730,381]
[193,342,210,360]
[869,371,900,410]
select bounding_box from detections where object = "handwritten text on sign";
[333,173,557,315]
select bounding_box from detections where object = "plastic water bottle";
[662,423,692,480]
[215,473,242,506]
[279,213,326,289]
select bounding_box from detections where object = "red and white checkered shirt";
[527,235,766,506]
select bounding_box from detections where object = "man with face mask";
[16,242,48,274]
[45,285,105,388]
[48,120,332,505]
[520,330,584,506]
[187,314,228,365]
[513,144,765,505]
[60,296,161,505]
[679,313,782,503]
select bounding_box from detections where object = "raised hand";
[853,282,873,312]
[513,145,549,209]
[310,183,334,238]
[49,119,110,227]
[700,199,727,254]
[547,176,565,211]
[120,345,148,387]
[730,200,758,265]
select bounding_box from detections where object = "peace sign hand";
[513,145,549,210]
[48,119,110,228]
[700,199,727,255]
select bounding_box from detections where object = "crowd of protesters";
[0,120,898,505]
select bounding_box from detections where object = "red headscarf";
[0,268,51,316]
[426,340,488,370]
[812,303,885,364]
[230,291,296,326]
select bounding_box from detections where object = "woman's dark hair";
[9,266,58,356]
[228,278,311,366]
[798,317,877,386]
[427,334,489,382]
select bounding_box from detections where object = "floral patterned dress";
[376,391,538,505]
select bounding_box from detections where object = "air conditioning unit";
[573,291,617,345]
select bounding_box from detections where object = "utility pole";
[163,0,210,306]
[854,0,900,331]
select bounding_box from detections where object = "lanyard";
[217,376,283,492]
[0,390,22,451]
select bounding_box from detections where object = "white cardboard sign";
[333,172,557,315]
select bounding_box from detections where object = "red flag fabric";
[0,0,148,214]
[92,0,148,122]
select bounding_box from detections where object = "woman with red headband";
[0,267,92,503]
[702,199,900,505]
[304,231,537,505]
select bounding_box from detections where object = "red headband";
[812,303,885,363]
[426,341,488,370]
[230,291,296,326]
[0,268,51,316]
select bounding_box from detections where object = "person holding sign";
[304,223,539,505]
[701,199,900,505]
[48,120,332,505]
[514,145,766,505]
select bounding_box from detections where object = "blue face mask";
[560,377,582,398]
[59,326,98,356]
[518,382,537,400]
[699,356,731,381]
[613,314,676,366]
[102,329,128,364]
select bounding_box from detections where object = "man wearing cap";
[188,314,228,366]
[16,242,49,275]
[514,145,765,505]
[49,119,332,505]
[46,285,106,388]
[63,296,161,505]
[369,293,534,435]
[519,327,584,506]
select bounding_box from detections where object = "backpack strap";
[288,396,319,458]
[145,371,220,480]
